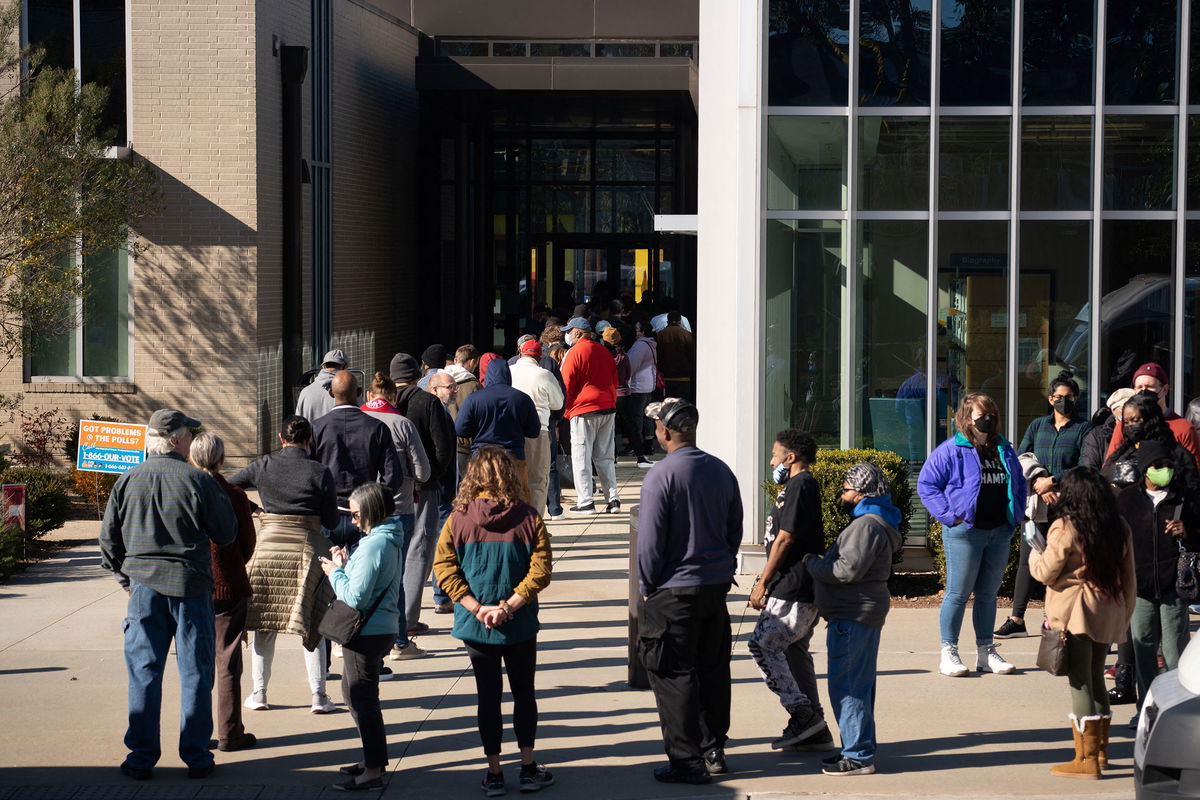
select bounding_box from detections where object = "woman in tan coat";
[1030,467,1136,780]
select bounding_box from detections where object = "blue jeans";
[826,619,881,764]
[546,417,563,516]
[123,582,216,769]
[388,513,414,647]
[431,495,454,606]
[939,522,1013,646]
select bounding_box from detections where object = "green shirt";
[1018,414,1091,479]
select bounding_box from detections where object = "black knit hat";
[389,353,421,383]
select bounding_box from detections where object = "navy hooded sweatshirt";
[454,359,541,460]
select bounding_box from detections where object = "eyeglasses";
[840,487,855,495]
[350,510,360,521]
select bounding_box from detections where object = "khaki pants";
[524,430,551,518]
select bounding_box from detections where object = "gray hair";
[845,462,889,498]
[145,427,187,455]
[188,432,225,474]
[349,483,395,532]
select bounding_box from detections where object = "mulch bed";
[888,571,1045,609]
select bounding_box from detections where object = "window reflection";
[939,116,1010,211]
[1184,222,1200,403]
[1105,0,1179,105]
[596,186,656,233]
[858,0,931,106]
[1023,0,1094,106]
[858,117,929,210]
[1100,221,1174,394]
[530,139,591,182]
[941,0,1012,106]
[1018,221,1091,435]
[766,116,847,210]
[767,0,850,106]
[1020,116,1091,211]
[937,221,1008,436]
[1103,116,1175,211]
[764,219,845,453]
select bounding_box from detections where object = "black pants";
[639,584,732,771]
[1011,531,1044,619]
[465,638,538,756]
[616,393,652,456]
[341,633,395,769]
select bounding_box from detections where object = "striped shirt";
[99,453,237,596]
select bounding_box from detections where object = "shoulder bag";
[1177,540,1200,602]
[1036,623,1069,676]
[318,542,400,645]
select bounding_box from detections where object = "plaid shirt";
[1017,415,1092,480]
[100,453,237,596]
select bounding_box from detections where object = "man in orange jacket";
[1105,362,1200,469]
[561,317,621,514]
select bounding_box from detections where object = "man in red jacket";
[561,317,621,514]
[1105,362,1200,469]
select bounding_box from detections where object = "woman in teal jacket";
[434,446,554,797]
[320,482,405,792]
[918,393,1026,679]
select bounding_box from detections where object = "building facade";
[698,0,1200,553]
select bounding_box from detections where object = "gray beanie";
[845,462,889,497]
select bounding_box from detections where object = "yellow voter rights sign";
[76,420,148,475]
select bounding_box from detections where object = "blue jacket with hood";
[454,359,541,460]
[327,516,405,637]
[917,431,1026,529]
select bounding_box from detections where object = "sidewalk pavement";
[0,461,1137,800]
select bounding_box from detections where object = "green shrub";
[72,468,118,518]
[926,519,1022,597]
[0,467,71,539]
[63,415,123,463]
[0,523,23,577]
[763,448,912,558]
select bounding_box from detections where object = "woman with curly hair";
[433,446,555,796]
[1030,467,1136,779]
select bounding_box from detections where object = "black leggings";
[465,638,538,756]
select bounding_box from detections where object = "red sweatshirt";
[561,337,618,419]
[1106,412,1200,469]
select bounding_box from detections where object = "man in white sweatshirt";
[510,338,565,519]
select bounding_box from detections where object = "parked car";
[1134,633,1200,799]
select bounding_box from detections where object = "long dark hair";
[1055,467,1126,599]
[1107,393,1170,466]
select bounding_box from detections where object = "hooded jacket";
[295,368,337,422]
[561,336,618,418]
[327,516,406,638]
[1116,481,1200,600]
[917,432,1026,529]
[454,360,541,459]
[510,355,565,431]
[360,398,431,515]
[445,363,483,411]
[806,496,903,628]
[432,496,552,645]
[393,383,455,489]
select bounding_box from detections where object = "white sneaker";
[331,643,343,659]
[939,644,969,677]
[243,690,269,711]
[547,513,566,521]
[388,642,429,661]
[310,692,336,714]
[976,643,1016,674]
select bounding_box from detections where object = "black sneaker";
[993,618,1027,639]
[119,762,153,781]
[652,765,711,785]
[187,764,216,780]
[378,666,396,682]
[636,456,654,469]
[482,769,507,796]
[772,707,827,749]
[567,502,595,515]
[703,748,728,775]
[821,757,875,776]
[518,763,555,792]
[605,499,621,514]
[788,726,838,752]
[820,753,843,766]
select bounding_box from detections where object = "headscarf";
[845,462,889,498]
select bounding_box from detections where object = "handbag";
[1036,624,1069,676]
[649,342,666,393]
[1177,540,1200,602]
[318,588,389,646]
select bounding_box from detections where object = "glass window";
[1188,116,1200,210]
[858,0,932,106]
[941,0,1012,106]
[530,187,590,233]
[26,0,74,72]
[596,186,656,233]
[493,139,525,184]
[1192,4,1200,104]
[596,139,658,182]
[1017,221,1091,435]
[938,116,1010,211]
[1103,116,1176,211]
[857,220,929,460]
[529,42,591,58]
[767,0,850,106]
[530,139,590,182]
[492,43,528,57]
[29,248,129,378]
[937,221,1009,436]
[1100,221,1174,395]
[1105,0,1179,105]
[81,0,127,144]
[596,42,657,58]
[764,219,845,454]
[766,116,847,210]
[1020,116,1092,211]
[660,42,695,58]
[439,41,488,57]
[1185,222,1200,403]
[1022,0,1094,106]
[858,116,929,210]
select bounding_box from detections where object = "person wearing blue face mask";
[748,430,832,753]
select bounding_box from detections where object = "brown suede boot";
[1097,716,1110,769]
[1050,716,1101,780]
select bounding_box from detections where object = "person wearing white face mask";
[918,393,1026,677]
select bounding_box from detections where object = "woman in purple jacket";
[918,393,1026,678]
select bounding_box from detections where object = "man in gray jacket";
[804,462,902,777]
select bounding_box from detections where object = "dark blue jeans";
[826,619,882,764]
[431,495,454,606]
[546,417,563,516]
[123,582,216,769]
[326,511,361,551]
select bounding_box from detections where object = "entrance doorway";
[530,237,676,319]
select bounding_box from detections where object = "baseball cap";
[1132,362,1168,385]
[644,397,699,433]
[519,339,543,358]
[562,317,592,332]
[148,408,201,435]
[322,349,348,367]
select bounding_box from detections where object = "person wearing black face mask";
[995,372,1091,640]
[1104,362,1200,471]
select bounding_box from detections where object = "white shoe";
[636,457,654,469]
[244,690,269,711]
[331,643,343,659]
[976,643,1016,674]
[389,642,429,661]
[939,644,969,677]
[547,513,566,521]
[310,692,336,714]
